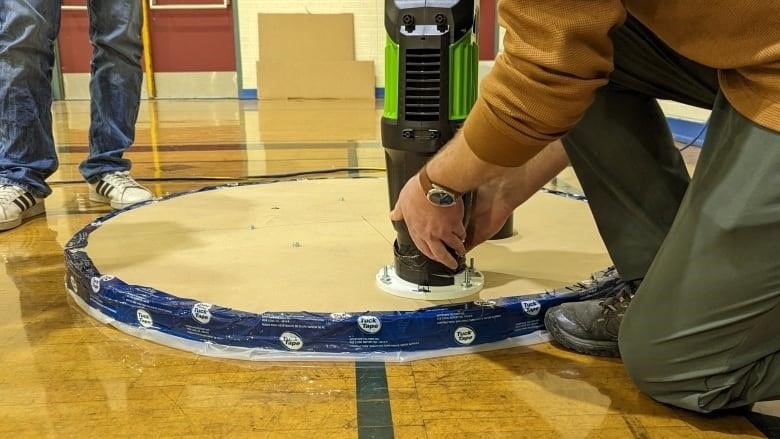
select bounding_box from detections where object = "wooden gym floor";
[1,99,778,438]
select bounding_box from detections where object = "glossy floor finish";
[1,99,778,438]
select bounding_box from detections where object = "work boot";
[565,266,627,301]
[544,281,640,357]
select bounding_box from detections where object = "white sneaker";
[0,184,46,232]
[88,171,153,209]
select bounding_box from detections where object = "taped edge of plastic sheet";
[64,181,614,362]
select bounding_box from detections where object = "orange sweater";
[463,0,780,167]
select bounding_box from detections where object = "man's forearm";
[496,140,570,208]
[423,131,511,195]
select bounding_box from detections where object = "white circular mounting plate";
[376,264,484,300]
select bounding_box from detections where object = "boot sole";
[544,311,621,357]
[0,202,46,232]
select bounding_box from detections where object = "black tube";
[382,0,477,287]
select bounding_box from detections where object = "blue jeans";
[0,0,143,198]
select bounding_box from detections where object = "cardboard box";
[256,13,375,101]
[257,60,374,100]
[258,13,355,63]
[258,100,378,143]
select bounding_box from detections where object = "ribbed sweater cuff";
[462,98,548,168]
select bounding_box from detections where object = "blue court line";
[355,362,394,439]
[667,117,708,147]
[241,88,385,100]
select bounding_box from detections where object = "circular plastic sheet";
[64,178,617,361]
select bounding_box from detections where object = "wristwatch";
[418,165,462,207]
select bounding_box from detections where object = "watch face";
[427,189,456,206]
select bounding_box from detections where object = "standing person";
[389,2,779,413]
[0,0,153,232]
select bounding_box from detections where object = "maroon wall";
[58,0,235,73]
[478,0,496,60]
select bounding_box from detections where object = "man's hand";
[389,173,466,269]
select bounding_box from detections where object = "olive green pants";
[562,16,780,412]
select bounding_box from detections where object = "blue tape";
[64,181,617,356]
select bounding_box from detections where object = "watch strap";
[418,165,462,199]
